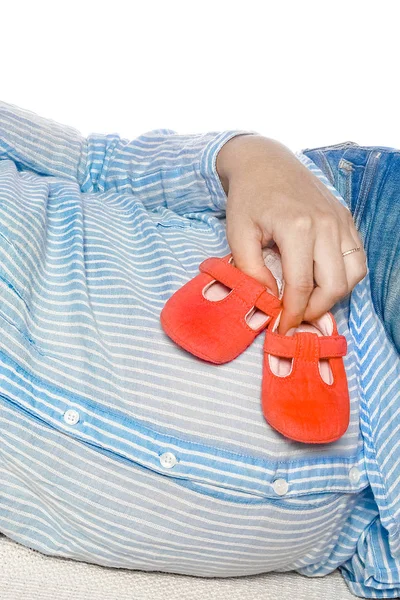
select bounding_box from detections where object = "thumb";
[227,227,279,297]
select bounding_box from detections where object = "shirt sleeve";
[80,128,258,215]
[0,99,258,215]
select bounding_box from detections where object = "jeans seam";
[318,151,335,185]
[303,143,400,154]
[301,141,358,153]
[353,150,383,230]
[346,147,400,153]
[343,163,353,209]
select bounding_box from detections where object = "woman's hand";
[216,134,367,335]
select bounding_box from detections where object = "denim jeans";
[301,141,400,355]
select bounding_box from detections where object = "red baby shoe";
[261,311,350,444]
[160,253,282,364]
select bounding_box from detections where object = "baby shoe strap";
[319,335,347,357]
[199,257,281,317]
[254,290,282,318]
[264,331,347,359]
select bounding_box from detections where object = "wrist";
[216,135,294,192]
[215,133,258,196]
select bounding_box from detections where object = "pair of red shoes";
[160,246,350,444]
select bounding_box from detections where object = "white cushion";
[0,534,355,600]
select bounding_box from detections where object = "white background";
[1,0,397,152]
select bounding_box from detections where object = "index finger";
[229,231,279,296]
[277,223,315,335]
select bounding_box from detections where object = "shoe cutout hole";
[245,306,271,331]
[203,280,233,301]
[202,281,270,330]
[202,256,271,331]
[202,256,235,302]
[269,313,334,384]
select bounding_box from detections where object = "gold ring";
[342,246,361,257]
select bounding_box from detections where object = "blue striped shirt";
[0,100,399,598]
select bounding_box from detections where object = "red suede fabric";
[160,254,281,364]
[261,313,350,444]
[198,257,282,316]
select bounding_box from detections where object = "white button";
[63,409,80,425]
[272,478,289,496]
[349,467,361,484]
[159,452,177,469]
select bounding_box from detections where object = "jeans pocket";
[303,147,368,220]
[335,148,387,230]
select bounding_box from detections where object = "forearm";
[216,134,300,197]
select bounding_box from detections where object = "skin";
[216,134,367,336]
